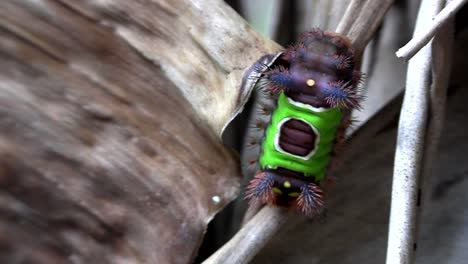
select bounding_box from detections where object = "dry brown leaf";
[0,0,281,263]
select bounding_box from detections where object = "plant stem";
[396,0,465,59]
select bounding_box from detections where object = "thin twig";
[422,4,454,185]
[419,0,454,234]
[241,201,263,226]
[385,1,446,263]
[396,0,466,59]
[202,206,290,264]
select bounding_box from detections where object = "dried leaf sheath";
[0,0,276,263]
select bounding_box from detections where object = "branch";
[423,3,455,184]
[343,0,395,54]
[202,206,290,264]
[336,0,367,34]
[396,0,466,59]
[385,0,449,263]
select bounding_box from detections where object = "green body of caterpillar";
[259,92,342,181]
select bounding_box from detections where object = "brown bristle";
[332,142,345,155]
[325,31,354,51]
[347,117,359,130]
[352,70,365,85]
[299,28,325,42]
[246,138,259,148]
[282,44,302,61]
[255,120,266,130]
[325,175,337,185]
[330,36,346,49]
[249,119,266,130]
[259,104,274,115]
[254,106,267,116]
[334,55,352,70]
[335,133,346,144]
[247,159,258,171]
[256,120,266,129]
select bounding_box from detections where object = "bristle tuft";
[322,81,364,109]
[247,159,258,170]
[246,138,260,149]
[259,104,274,115]
[250,120,266,130]
[246,172,276,204]
[253,103,274,117]
[283,44,303,62]
[297,182,325,218]
[299,28,324,43]
[352,70,366,85]
[263,66,293,94]
[330,35,346,49]
[347,117,359,129]
[334,55,351,70]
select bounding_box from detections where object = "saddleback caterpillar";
[244,29,364,218]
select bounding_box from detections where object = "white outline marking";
[274,117,320,160]
[287,97,333,113]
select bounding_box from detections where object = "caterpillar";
[243,29,363,218]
